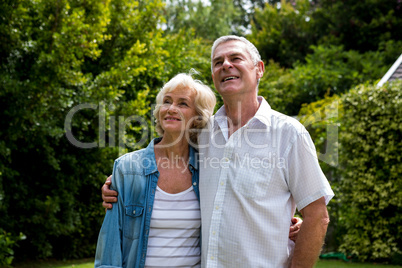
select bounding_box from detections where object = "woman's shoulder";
[113,148,149,172]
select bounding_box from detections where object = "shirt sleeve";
[94,160,124,268]
[286,131,334,211]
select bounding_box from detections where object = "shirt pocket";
[231,154,276,199]
[124,205,144,240]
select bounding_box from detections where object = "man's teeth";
[224,76,237,81]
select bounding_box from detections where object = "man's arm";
[102,175,118,209]
[291,197,329,268]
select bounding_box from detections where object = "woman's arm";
[95,165,124,267]
[289,217,302,242]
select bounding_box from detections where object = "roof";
[377,53,402,87]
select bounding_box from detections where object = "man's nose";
[222,59,232,70]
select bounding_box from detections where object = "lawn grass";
[12,258,94,268]
[10,258,402,268]
[315,259,402,268]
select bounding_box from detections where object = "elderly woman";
[95,73,216,268]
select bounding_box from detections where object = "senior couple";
[95,35,334,268]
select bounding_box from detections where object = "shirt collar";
[143,138,160,175]
[213,96,272,131]
[252,96,272,127]
[188,145,198,171]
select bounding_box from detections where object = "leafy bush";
[338,81,402,262]
[0,229,25,267]
[0,0,211,262]
[297,94,344,252]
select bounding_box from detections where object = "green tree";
[0,0,210,261]
[312,0,402,54]
[258,44,394,115]
[249,0,316,68]
[163,0,242,40]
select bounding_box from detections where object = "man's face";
[211,40,264,98]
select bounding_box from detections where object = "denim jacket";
[95,138,200,268]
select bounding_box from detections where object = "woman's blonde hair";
[153,72,216,144]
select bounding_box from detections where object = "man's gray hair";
[211,35,262,71]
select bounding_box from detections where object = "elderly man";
[197,35,333,267]
[102,35,334,267]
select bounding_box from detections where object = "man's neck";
[222,95,260,137]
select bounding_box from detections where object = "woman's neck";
[155,134,190,162]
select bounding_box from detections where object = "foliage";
[0,0,210,262]
[0,230,25,267]
[338,81,402,262]
[288,45,390,112]
[258,59,296,114]
[249,0,402,69]
[296,81,402,261]
[259,43,395,115]
[297,93,345,253]
[1,0,402,264]
[312,0,402,54]
[163,0,242,40]
[250,0,315,68]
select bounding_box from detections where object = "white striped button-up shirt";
[198,97,334,268]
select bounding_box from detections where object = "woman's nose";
[167,104,177,113]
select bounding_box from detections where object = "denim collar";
[143,137,198,176]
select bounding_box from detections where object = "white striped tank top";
[145,186,201,268]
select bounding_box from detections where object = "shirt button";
[211,256,214,260]
[220,181,224,186]
[215,206,219,210]
[193,182,197,186]
[212,231,216,235]
[133,210,136,214]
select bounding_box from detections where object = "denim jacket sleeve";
[94,159,125,268]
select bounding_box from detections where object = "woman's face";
[159,87,198,136]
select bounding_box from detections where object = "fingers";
[101,175,117,197]
[289,217,303,242]
[101,175,116,211]
[102,201,113,210]
[102,184,118,196]
[292,217,303,229]
[289,226,299,242]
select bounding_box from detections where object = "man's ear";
[256,60,265,80]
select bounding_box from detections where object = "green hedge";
[339,80,402,262]
[297,80,402,262]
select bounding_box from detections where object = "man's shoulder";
[269,109,307,134]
